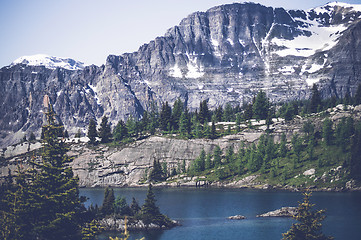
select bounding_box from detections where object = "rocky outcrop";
[227,215,246,220]
[1,2,361,148]
[100,217,179,231]
[256,207,297,218]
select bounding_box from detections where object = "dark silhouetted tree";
[282,191,334,240]
[309,84,322,113]
[87,119,98,144]
[253,91,270,120]
[99,116,112,143]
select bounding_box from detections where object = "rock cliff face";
[1,2,361,147]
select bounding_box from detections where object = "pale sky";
[1,0,361,67]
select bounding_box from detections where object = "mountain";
[11,54,85,71]
[1,2,361,147]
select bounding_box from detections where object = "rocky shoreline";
[99,217,180,231]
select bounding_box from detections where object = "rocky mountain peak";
[1,2,361,148]
[11,54,85,70]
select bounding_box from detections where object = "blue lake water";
[79,188,361,240]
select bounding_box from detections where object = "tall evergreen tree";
[350,123,361,179]
[278,133,287,157]
[198,100,210,124]
[192,149,206,172]
[179,109,190,137]
[99,116,112,143]
[172,98,184,131]
[213,145,222,167]
[309,84,322,113]
[140,184,168,226]
[223,103,233,122]
[29,106,84,239]
[322,118,333,146]
[282,191,333,240]
[253,91,270,120]
[113,119,128,141]
[126,116,138,137]
[130,197,141,216]
[29,132,36,141]
[149,160,164,182]
[160,102,172,131]
[87,119,98,144]
[102,187,115,216]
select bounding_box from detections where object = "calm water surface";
[79,188,361,240]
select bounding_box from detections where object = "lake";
[79,188,361,240]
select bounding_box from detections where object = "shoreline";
[79,183,361,192]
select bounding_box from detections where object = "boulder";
[227,215,246,220]
[256,207,297,218]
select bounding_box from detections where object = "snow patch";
[186,60,204,79]
[11,54,85,70]
[88,84,101,105]
[272,18,346,57]
[211,38,219,47]
[227,38,234,46]
[169,64,183,78]
[306,78,320,86]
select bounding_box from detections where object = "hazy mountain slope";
[1,2,361,147]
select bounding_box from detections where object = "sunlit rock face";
[1,2,361,147]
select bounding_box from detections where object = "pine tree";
[130,197,141,216]
[279,133,287,158]
[292,134,303,163]
[253,91,270,120]
[223,103,233,122]
[99,116,112,143]
[179,110,190,137]
[87,119,98,144]
[160,102,172,131]
[30,106,84,239]
[126,116,138,137]
[114,196,130,216]
[102,187,115,216]
[205,153,213,170]
[210,119,217,139]
[192,149,206,172]
[225,146,234,163]
[113,119,128,141]
[282,191,334,240]
[75,129,82,138]
[198,100,210,124]
[213,145,222,167]
[64,129,69,138]
[322,118,333,146]
[149,160,164,182]
[309,84,322,113]
[29,132,36,141]
[172,98,184,131]
[350,123,361,179]
[140,184,169,226]
[235,113,241,132]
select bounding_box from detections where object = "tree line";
[82,83,361,146]
[187,115,361,182]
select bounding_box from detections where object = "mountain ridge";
[1,2,361,148]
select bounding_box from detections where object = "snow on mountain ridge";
[11,54,85,70]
